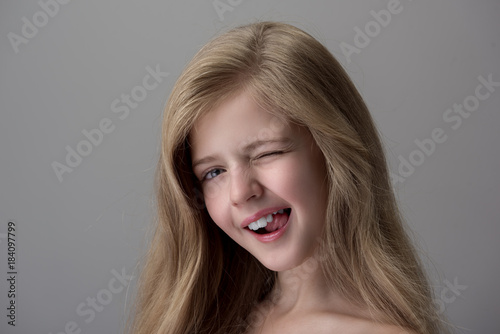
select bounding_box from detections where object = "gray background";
[1,0,499,333]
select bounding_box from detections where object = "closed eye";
[257,151,284,159]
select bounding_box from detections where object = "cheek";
[270,158,320,199]
[203,187,229,230]
[202,177,226,201]
[201,174,229,218]
[278,157,328,219]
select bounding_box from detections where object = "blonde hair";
[129,21,446,334]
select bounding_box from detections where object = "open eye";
[203,168,224,181]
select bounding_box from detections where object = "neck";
[268,253,368,320]
[272,254,331,313]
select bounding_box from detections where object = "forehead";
[189,92,292,155]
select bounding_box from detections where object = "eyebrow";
[191,137,292,169]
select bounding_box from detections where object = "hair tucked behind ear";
[128,21,447,334]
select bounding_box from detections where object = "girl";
[129,22,447,333]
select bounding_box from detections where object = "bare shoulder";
[245,304,418,334]
[300,311,417,334]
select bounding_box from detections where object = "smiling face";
[189,91,329,271]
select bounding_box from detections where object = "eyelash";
[200,151,285,182]
[257,151,283,159]
[202,168,224,181]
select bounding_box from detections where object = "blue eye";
[203,168,223,181]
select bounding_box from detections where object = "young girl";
[129,22,446,334]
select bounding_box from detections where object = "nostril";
[229,179,263,205]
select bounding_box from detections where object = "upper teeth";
[248,209,284,231]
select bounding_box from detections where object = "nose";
[229,166,263,206]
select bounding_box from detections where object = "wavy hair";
[129,21,446,334]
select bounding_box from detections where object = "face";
[190,91,328,272]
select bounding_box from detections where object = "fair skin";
[190,91,413,334]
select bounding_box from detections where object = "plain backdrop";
[1,1,499,333]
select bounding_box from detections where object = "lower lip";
[247,214,290,243]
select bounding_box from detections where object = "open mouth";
[247,208,291,235]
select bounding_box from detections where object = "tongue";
[264,211,289,232]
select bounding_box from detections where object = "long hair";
[129,21,446,334]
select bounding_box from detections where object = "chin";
[255,252,307,273]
